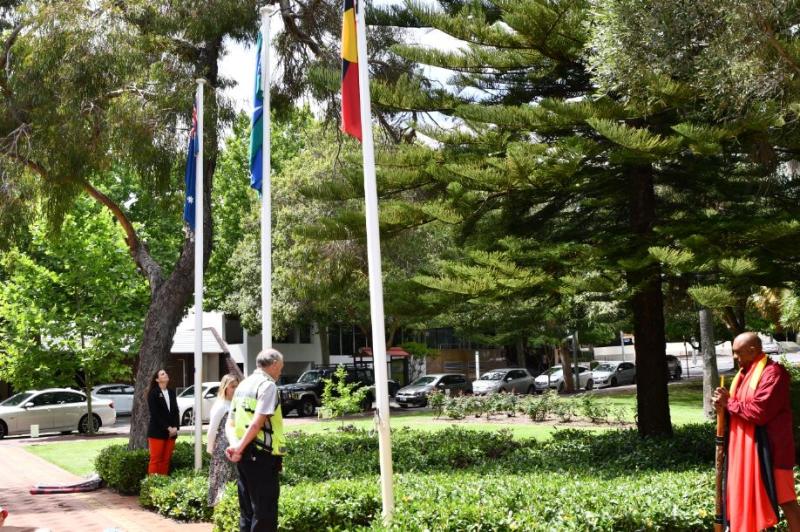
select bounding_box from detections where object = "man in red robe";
[714,332,800,531]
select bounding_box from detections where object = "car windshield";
[480,372,505,381]
[1,392,33,406]
[544,367,563,376]
[410,377,436,386]
[297,371,323,384]
[179,386,196,398]
[594,364,616,372]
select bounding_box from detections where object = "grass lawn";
[25,434,195,477]
[593,380,707,425]
[25,382,706,476]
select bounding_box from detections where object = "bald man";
[714,332,799,531]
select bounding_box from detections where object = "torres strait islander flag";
[341,0,361,140]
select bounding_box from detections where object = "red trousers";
[147,437,176,475]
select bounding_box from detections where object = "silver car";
[534,365,593,392]
[395,373,472,407]
[0,388,116,439]
[472,368,536,395]
[592,361,636,388]
[92,384,134,415]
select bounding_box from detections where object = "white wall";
[242,331,322,376]
[594,341,733,361]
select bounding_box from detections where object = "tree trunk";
[559,345,574,393]
[699,307,719,420]
[128,41,221,450]
[85,368,94,436]
[318,324,330,366]
[627,163,672,437]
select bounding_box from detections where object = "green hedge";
[210,470,715,531]
[281,424,714,485]
[95,441,206,495]
[140,469,212,522]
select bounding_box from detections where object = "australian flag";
[249,32,264,194]
[183,105,198,231]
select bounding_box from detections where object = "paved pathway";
[0,446,212,532]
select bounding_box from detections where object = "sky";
[217,0,464,118]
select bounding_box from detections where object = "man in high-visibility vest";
[226,349,286,532]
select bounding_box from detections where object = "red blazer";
[728,359,795,469]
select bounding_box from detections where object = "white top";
[161,388,170,412]
[206,399,231,453]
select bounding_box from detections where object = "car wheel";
[78,414,101,434]
[0,420,6,439]
[558,382,565,393]
[527,385,535,394]
[298,397,315,417]
[610,377,617,387]
[181,409,194,427]
[585,379,594,391]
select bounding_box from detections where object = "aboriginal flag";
[341,0,361,140]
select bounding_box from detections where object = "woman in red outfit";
[146,369,179,475]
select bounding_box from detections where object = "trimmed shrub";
[95,444,149,494]
[212,471,714,531]
[140,469,212,522]
[95,441,207,495]
[212,482,240,532]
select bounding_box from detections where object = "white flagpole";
[260,6,277,352]
[354,0,394,520]
[193,78,206,471]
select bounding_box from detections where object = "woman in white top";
[207,373,239,506]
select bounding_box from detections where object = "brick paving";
[0,445,212,532]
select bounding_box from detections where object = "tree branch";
[79,179,165,293]
[755,13,800,77]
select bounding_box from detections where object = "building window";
[299,324,312,344]
[328,326,341,357]
[341,326,354,356]
[273,329,295,344]
[223,315,244,344]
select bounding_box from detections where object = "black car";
[279,366,400,417]
[665,355,682,380]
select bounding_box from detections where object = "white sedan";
[92,384,134,415]
[0,388,116,439]
[534,365,594,392]
[176,382,220,426]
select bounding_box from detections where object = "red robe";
[726,355,794,532]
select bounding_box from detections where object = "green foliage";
[95,445,149,495]
[319,366,369,422]
[209,425,717,531]
[212,482,240,532]
[0,199,147,392]
[140,470,213,522]
[427,389,445,418]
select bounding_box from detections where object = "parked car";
[592,361,636,388]
[534,365,594,392]
[472,368,536,395]
[177,382,220,426]
[0,388,116,439]
[665,355,682,380]
[92,384,134,415]
[395,374,472,408]
[278,366,400,417]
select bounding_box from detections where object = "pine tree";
[360,0,800,436]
